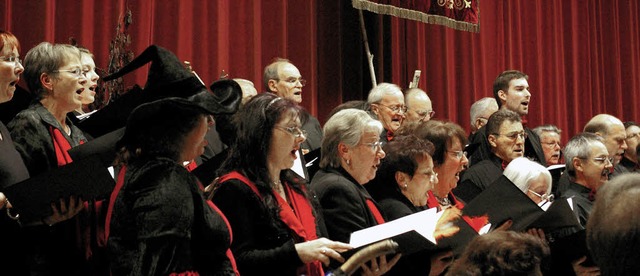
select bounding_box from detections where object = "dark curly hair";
[447,231,549,276]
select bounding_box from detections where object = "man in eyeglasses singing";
[454,109,526,202]
[367,82,406,142]
[264,58,322,154]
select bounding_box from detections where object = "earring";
[403,183,408,189]
[346,159,351,166]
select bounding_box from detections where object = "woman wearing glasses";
[396,120,472,212]
[7,42,88,275]
[311,108,400,275]
[0,29,31,276]
[211,93,351,276]
[503,157,553,205]
[367,134,460,276]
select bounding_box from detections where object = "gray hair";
[320,109,383,169]
[367,82,403,104]
[262,57,290,91]
[533,124,562,138]
[564,133,605,178]
[23,42,82,100]
[504,157,552,196]
[404,88,428,109]
[470,97,498,128]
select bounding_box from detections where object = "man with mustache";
[264,58,322,154]
[467,70,546,167]
[612,121,640,176]
[533,124,563,165]
[367,82,406,142]
[454,109,526,202]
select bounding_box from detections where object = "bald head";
[404,88,433,122]
[233,78,258,105]
[263,58,304,103]
[584,114,628,165]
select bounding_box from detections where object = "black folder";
[1,155,116,221]
[462,175,545,231]
[68,127,124,168]
[527,197,581,232]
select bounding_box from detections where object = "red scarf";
[521,116,528,128]
[49,126,74,166]
[48,126,101,260]
[218,171,324,276]
[365,199,386,225]
[386,130,394,142]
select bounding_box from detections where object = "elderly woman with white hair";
[311,108,400,275]
[503,157,553,205]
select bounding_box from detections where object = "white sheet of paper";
[349,207,442,248]
[291,150,306,180]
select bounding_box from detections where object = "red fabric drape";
[2,0,640,143]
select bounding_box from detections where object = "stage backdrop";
[2,0,640,143]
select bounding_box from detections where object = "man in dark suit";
[454,109,526,202]
[263,58,322,154]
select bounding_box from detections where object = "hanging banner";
[352,0,479,33]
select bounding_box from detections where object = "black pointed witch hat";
[103,44,205,98]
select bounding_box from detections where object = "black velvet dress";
[108,157,237,276]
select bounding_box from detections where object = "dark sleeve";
[7,112,54,176]
[301,115,323,152]
[110,166,197,276]
[313,176,372,244]
[211,179,302,274]
[454,166,487,203]
[378,198,413,221]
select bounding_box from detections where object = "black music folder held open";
[1,155,115,221]
[462,175,545,231]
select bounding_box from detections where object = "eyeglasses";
[415,110,435,120]
[581,156,614,165]
[0,55,21,65]
[541,141,562,148]
[363,141,385,152]
[447,150,467,159]
[528,189,554,202]
[376,103,407,113]
[274,125,307,139]
[53,67,86,78]
[278,77,306,87]
[493,131,527,141]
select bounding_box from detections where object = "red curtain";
[361,0,640,143]
[2,0,640,143]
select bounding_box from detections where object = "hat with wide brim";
[116,97,213,150]
[189,78,242,115]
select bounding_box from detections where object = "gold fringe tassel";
[352,0,480,33]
